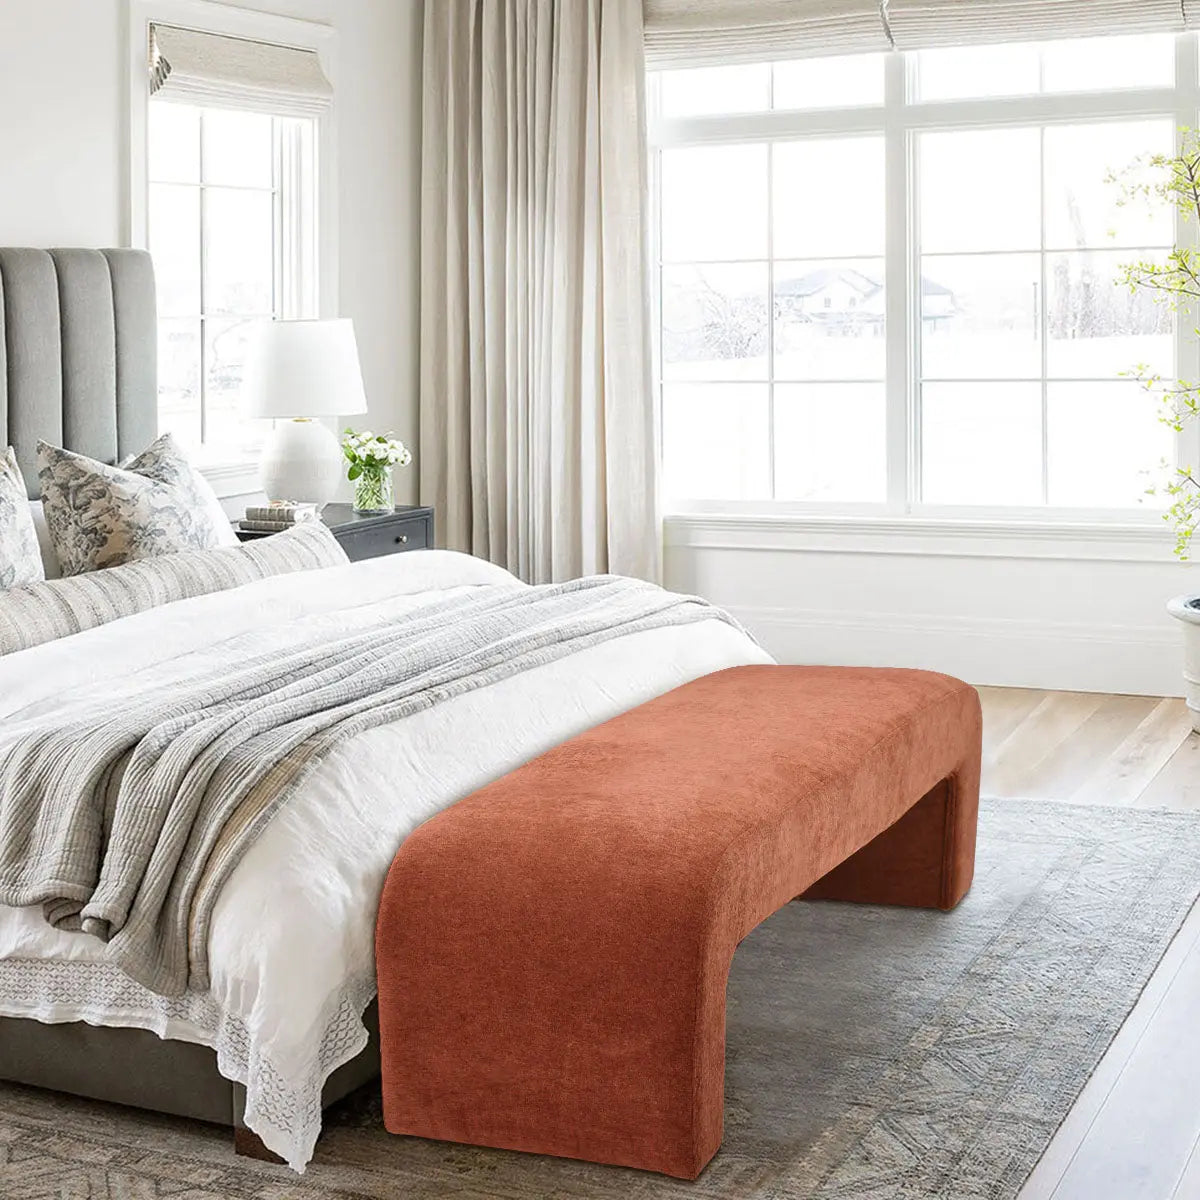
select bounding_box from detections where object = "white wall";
[666,516,1196,697]
[0,4,125,246]
[0,0,422,504]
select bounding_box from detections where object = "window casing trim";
[128,0,338,486]
[649,33,1200,529]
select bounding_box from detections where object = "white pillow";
[0,448,44,591]
[28,501,61,580]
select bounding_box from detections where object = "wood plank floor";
[979,687,1196,809]
[982,688,1200,1200]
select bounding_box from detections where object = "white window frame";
[126,0,338,492]
[649,34,1200,540]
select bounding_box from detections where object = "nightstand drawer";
[334,515,431,562]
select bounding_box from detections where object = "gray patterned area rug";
[2,797,1198,1200]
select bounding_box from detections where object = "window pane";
[774,258,885,380]
[922,383,1042,505]
[920,129,1040,253]
[1047,251,1173,379]
[157,318,202,450]
[662,383,769,500]
[920,254,1040,380]
[1041,35,1174,94]
[773,137,884,258]
[149,103,200,183]
[772,54,885,110]
[659,65,769,117]
[1044,121,1173,250]
[1047,381,1172,507]
[661,144,767,261]
[662,264,768,381]
[204,188,274,315]
[916,44,1039,102]
[916,34,1173,101]
[204,317,266,457]
[149,184,200,317]
[774,384,885,501]
[202,109,273,187]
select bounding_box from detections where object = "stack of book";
[238,502,321,535]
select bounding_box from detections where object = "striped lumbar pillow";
[0,521,348,656]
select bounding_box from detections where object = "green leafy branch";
[1112,128,1200,558]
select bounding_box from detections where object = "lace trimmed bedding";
[0,955,374,1170]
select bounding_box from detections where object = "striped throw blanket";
[0,575,739,997]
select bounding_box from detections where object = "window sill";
[199,459,262,499]
[663,510,1184,563]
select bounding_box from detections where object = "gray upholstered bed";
[0,248,156,500]
[0,247,378,1158]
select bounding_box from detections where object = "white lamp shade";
[242,318,369,419]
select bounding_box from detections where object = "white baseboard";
[731,604,1184,697]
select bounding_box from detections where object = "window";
[148,101,318,461]
[651,34,1189,518]
[919,120,1173,507]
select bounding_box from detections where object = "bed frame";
[0,247,379,1159]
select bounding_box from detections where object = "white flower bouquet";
[342,429,412,513]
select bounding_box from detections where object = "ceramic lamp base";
[258,419,342,506]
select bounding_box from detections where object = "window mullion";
[1175,33,1200,482]
[766,142,776,501]
[884,50,911,512]
[275,119,289,319]
[198,112,208,446]
[1039,126,1049,507]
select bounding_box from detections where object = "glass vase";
[353,467,394,514]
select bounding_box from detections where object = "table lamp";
[242,318,369,506]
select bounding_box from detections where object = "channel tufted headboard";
[0,248,158,500]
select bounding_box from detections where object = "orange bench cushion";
[376,664,982,1178]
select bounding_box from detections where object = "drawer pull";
[395,534,408,545]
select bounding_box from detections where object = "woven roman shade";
[643,0,891,68]
[887,0,1185,49]
[149,24,332,116]
[646,0,1189,67]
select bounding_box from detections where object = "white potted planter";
[1168,595,1200,732]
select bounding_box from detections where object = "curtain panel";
[420,0,659,584]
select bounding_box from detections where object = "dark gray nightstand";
[236,504,435,564]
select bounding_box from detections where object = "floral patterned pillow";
[0,447,44,591]
[38,433,239,577]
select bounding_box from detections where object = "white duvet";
[0,551,771,1169]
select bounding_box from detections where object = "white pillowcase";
[0,448,44,591]
[28,502,60,580]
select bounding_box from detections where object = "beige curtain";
[420,0,659,584]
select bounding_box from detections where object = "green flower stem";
[353,467,393,513]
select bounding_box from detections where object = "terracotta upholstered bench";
[376,664,981,1179]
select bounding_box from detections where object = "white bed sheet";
[0,551,771,1169]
